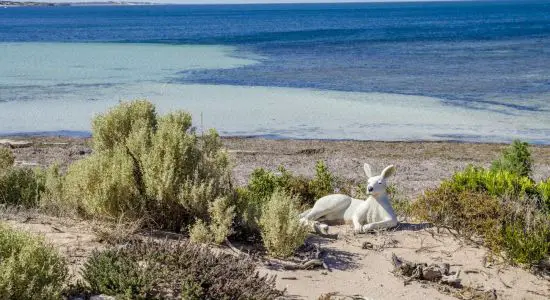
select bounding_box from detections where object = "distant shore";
[0,1,152,6]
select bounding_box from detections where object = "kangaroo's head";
[363,163,395,197]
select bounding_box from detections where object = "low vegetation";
[412,140,550,266]
[259,190,309,257]
[82,239,283,299]
[0,223,68,300]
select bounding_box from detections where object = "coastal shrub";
[500,208,550,265]
[236,161,337,232]
[189,219,212,244]
[309,160,335,201]
[387,184,412,219]
[412,185,502,241]
[92,99,156,155]
[62,100,233,232]
[82,247,155,299]
[0,167,44,207]
[0,223,68,300]
[259,190,309,258]
[38,164,67,215]
[82,239,283,299]
[412,183,550,265]
[0,147,14,170]
[63,147,144,220]
[537,179,550,210]
[491,139,533,178]
[445,166,536,199]
[412,140,550,266]
[189,197,235,244]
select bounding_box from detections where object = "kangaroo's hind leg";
[300,194,352,234]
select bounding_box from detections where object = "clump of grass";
[412,140,550,266]
[0,223,68,300]
[82,239,283,299]
[259,190,309,258]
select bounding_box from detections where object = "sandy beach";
[2,136,550,299]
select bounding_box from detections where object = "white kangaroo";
[299,163,398,234]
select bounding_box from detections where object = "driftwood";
[391,253,461,287]
[280,259,325,270]
[391,253,497,300]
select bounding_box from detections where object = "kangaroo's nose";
[367,186,374,192]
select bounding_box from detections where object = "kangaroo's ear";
[381,165,396,179]
[363,163,373,178]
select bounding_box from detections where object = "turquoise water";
[1,1,550,143]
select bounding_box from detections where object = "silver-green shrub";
[259,190,308,258]
[62,100,234,232]
[0,223,68,300]
[64,147,144,220]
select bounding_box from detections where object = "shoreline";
[3,132,550,146]
[4,135,550,197]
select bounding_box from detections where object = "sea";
[1,0,550,143]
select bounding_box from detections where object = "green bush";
[0,223,68,300]
[412,144,550,266]
[500,213,550,265]
[62,100,234,231]
[64,147,145,220]
[538,179,550,210]
[259,190,309,258]
[38,164,68,215]
[82,239,283,299]
[413,182,550,265]
[189,197,235,244]
[412,185,502,241]
[236,161,337,233]
[0,167,44,207]
[82,247,155,299]
[0,147,14,170]
[491,139,533,178]
[309,160,335,200]
[445,166,537,199]
[387,184,412,219]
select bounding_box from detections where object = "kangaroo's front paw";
[353,227,363,235]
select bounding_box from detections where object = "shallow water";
[1,1,549,143]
